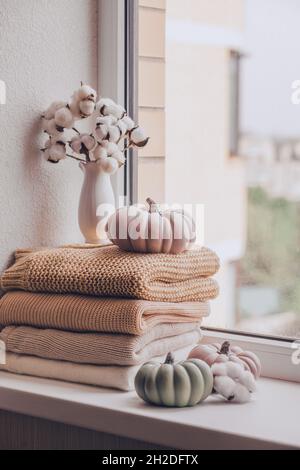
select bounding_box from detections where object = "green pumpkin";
[134,352,213,407]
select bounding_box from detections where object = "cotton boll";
[44,101,67,120]
[69,85,96,119]
[70,136,82,154]
[96,97,115,112]
[54,107,74,130]
[117,119,128,137]
[107,104,125,119]
[129,126,149,147]
[94,123,108,141]
[97,115,117,126]
[42,118,63,136]
[211,363,228,376]
[81,134,97,151]
[107,125,121,143]
[69,99,81,119]
[214,376,236,401]
[111,150,125,166]
[44,141,66,163]
[96,156,119,174]
[100,101,125,120]
[101,141,119,155]
[77,85,97,102]
[79,99,96,117]
[231,383,251,403]
[238,371,256,393]
[121,115,135,131]
[224,362,245,380]
[93,145,108,160]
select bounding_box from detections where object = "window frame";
[99,0,300,384]
[98,0,138,205]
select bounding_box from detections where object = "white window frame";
[98,0,138,205]
[99,0,300,384]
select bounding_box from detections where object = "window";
[132,0,300,347]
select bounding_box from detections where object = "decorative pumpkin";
[134,352,213,407]
[106,198,196,254]
[188,341,261,379]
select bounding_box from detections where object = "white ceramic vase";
[78,162,115,244]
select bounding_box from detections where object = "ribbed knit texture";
[0,245,219,302]
[0,345,193,391]
[0,323,201,366]
[0,292,209,335]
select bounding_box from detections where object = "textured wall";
[0,0,98,272]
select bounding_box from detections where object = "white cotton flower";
[44,139,66,163]
[44,101,67,120]
[81,133,97,151]
[93,145,108,160]
[97,115,117,126]
[121,115,135,131]
[96,97,115,112]
[96,156,119,174]
[101,141,119,155]
[107,125,121,143]
[214,376,236,401]
[129,126,149,147]
[42,118,63,136]
[98,98,125,120]
[222,362,245,380]
[211,363,228,376]
[117,119,128,137]
[79,99,96,117]
[69,84,97,119]
[94,123,108,141]
[105,104,125,119]
[111,150,125,166]
[76,84,97,102]
[54,107,74,130]
[230,383,251,403]
[212,362,255,403]
[70,136,82,154]
[238,370,256,393]
[69,99,81,119]
[70,134,96,154]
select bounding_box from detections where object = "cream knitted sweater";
[0,323,201,366]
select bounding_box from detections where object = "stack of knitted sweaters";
[0,244,219,390]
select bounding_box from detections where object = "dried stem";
[66,153,86,163]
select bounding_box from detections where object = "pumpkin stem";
[220,341,231,355]
[146,197,163,216]
[164,352,175,365]
[146,197,158,212]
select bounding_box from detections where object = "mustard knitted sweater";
[1,245,219,302]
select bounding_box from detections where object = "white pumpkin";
[106,198,196,254]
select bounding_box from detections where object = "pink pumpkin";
[106,198,196,254]
[188,341,261,379]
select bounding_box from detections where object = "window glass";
[137,0,300,338]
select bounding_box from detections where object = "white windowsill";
[0,372,299,449]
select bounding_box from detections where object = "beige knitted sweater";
[0,323,201,366]
[0,245,219,302]
[0,292,209,335]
